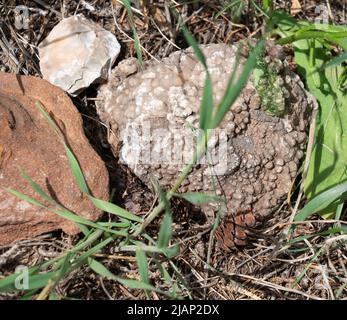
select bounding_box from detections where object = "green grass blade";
[3,187,47,209]
[250,0,269,17]
[180,20,214,130]
[315,51,347,73]
[165,244,180,259]
[278,28,347,48]
[36,101,91,198]
[64,145,89,194]
[25,272,58,290]
[52,229,104,266]
[88,196,142,223]
[122,0,143,68]
[89,258,117,279]
[56,253,72,278]
[292,247,324,287]
[62,127,141,223]
[21,170,59,206]
[154,259,172,283]
[172,192,222,204]
[335,202,344,221]
[98,221,131,228]
[35,102,63,139]
[36,100,90,195]
[116,278,158,291]
[66,130,140,223]
[132,27,143,68]
[38,230,103,272]
[136,249,150,285]
[268,10,297,32]
[262,0,272,11]
[0,266,39,292]
[199,74,214,130]
[20,290,40,300]
[71,237,114,270]
[89,258,170,297]
[212,39,265,128]
[294,183,347,222]
[215,0,244,21]
[1,271,57,292]
[157,213,173,249]
[181,24,207,69]
[285,32,347,216]
[288,227,345,246]
[3,187,126,236]
[156,183,173,249]
[48,209,126,236]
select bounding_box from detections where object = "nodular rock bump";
[96,41,315,249]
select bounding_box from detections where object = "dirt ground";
[0,0,347,300]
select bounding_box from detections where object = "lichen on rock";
[96,40,315,248]
[253,42,291,117]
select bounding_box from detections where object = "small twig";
[9,25,40,74]
[188,248,262,300]
[32,0,62,18]
[231,273,323,300]
[318,264,335,299]
[0,28,22,73]
[36,279,56,300]
[326,0,334,23]
[100,277,114,300]
[111,2,160,63]
[280,219,347,227]
[235,247,273,270]
[114,0,145,17]
[93,253,137,262]
[150,18,181,50]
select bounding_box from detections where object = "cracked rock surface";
[0,73,109,245]
[96,41,314,247]
[39,14,120,96]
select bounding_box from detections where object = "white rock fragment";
[39,14,120,96]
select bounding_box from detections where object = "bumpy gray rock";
[96,41,314,241]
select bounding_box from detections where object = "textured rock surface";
[96,41,314,247]
[39,14,120,96]
[0,72,109,245]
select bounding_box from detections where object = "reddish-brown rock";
[0,72,109,245]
